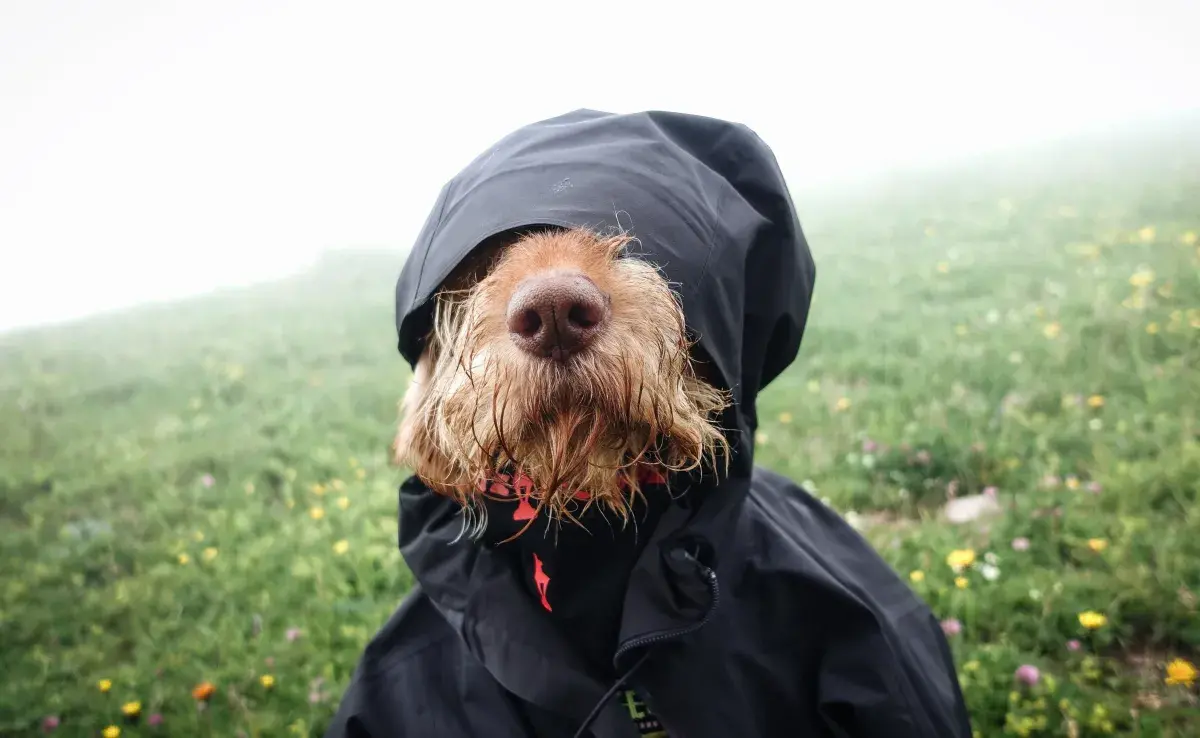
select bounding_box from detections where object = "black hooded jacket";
[325,109,974,737]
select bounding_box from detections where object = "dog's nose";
[506,272,610,361]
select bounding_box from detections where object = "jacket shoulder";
[740,466,930,615]
[325,588,570,738]
[733,467,974,737]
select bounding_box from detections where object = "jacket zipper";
[573,558,720,737]
[613,558,720,663]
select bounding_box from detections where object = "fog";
[2,0,1197,332]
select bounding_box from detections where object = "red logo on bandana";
[533,554,552,611]
[512,472,537,521]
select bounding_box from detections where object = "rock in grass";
[942,493,1003,524]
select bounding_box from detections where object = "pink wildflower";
[1066,640,1082,652]
[1011,537,1030,552]
[201,474,215,488]
[147,714,163,727]
[1015,664,1040,686]
[286,627,303,642]
[42,716,60,733]
[940,618,962,637]
[983,486,998,498]
[1086,481,1102,493]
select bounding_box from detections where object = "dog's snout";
[506,272,610,361]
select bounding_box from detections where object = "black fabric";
[476,468,673,680]
[326,109,974,737]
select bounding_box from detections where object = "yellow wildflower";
[1122,293,1146,310]
[311,483,327,496]
[244,482,256,494]
[1129,268,1155,288]
[177,553,190,565]
[1181,231,1197,245]
[102,727,121,738]
[955,577,969,589]
[909,570,925,583]
[202,547,218,562]
[121,701,141,718]
[192,681,216,701]
[332,479,346,492]
[835,397,852,412]
[336,496,350,510]
[1138,226,1156,242]
[955,324,968,336]
[1165,658,1197,686]
[260,674,276,689]
[98,678,112,693]
[755,431,769,445]
[1087,538,1108,552]
[1146,322,1160,334]
[355,468,367,480]
[193,530,205,542]
[1078,611,1108,630]
[333,539,350,555]
[936,261,950,273]
[1043,322,1062,339]
[1065,476,1080,490]
[310,506,325,521]
[1087,395,1104,408]
[946,549,977,571]
[778,411,793,424]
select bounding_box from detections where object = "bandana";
[478,465,673,678]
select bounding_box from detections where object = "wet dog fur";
[391,227,731,539]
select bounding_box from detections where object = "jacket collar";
[397,469,746,725]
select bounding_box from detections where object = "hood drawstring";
[572,650,654,738]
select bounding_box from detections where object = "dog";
[328,109,973,738]
[391,226,730,540]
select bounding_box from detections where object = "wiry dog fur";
[392,228,731,538]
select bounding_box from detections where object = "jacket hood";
[395,108,815,465]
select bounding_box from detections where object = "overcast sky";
[1,0,1197,332]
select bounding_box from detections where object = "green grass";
[3,115,1199,736]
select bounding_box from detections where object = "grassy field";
[2,115,1199,737]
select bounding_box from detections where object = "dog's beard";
[399,255,731,540]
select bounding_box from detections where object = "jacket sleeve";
[816,604,974,738]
